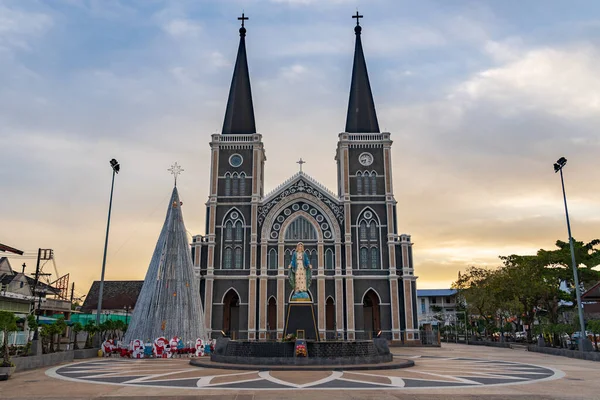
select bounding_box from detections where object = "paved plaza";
[1,344,599,399]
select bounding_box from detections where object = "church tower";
[200,14,265,341]
[336,13,418,342]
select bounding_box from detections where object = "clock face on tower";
[358,152,373,166]
[229,154,243,167]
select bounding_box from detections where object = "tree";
[26,313,38,342]
[53,317,67,352]
[500,255,555,342]
[72,322,83,350]
[453,267,506,339]
[0,311,18,367]
[83,321,97,349]
[588,320,600,351]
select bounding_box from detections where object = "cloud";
[0,3,53,53]
[457,44,600,119]
[161,18,202,37]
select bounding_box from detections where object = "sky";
[1,0,600,300]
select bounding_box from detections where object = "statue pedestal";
[284,302,319,341]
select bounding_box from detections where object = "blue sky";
[1,0,600,296]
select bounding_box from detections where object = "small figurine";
[195,338,204,357]
[153,337,168,358]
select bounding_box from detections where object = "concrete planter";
[527,345,600,362]
[74,348,99,359]
[468,341,512,349]
[12,351,74,372]
[0,365,16,378]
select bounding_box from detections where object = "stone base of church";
[283,302,319,341]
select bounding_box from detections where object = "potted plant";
[0,311,18,377]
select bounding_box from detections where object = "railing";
[420,330,440,345]
[0,331,29,346]
[346,133,386,141]
[217,134,256,142]
[353,330,394,341]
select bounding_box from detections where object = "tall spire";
[345,12,380,133]
[222,13,256,135]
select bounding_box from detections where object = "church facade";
[191,16,419,343]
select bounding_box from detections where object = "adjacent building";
[416,289,458,326]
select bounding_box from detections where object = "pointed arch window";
[356,171,363,194]
[222,211,244,269]
[232,173,239,196]
[235,222,243,241]
[360,221,367,241]
[325,249,334,270]
[360,247,368,269]
[370,248,379,269]
[371,173,377,195]
[269,249,278,270]
[225,173,231,196]
[239,173,246,196]
[310,250,317,269]
[234,247,242,269]
[224,247,233,269]
[225,221,233,241]
[363,172,370,195]
[358,209,380,270]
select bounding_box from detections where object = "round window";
[229,154,243,167]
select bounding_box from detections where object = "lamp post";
[124,305,130,325]
[553,157,588,352]
[96,159,120,326]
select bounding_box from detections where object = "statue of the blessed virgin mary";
[288,242,313,301]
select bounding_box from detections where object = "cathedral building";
[191,15,419,344]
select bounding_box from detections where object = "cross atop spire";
[238,12,248,30]
[168,162,184,187]
[352,11,363,26]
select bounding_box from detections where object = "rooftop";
[417,289,457,297]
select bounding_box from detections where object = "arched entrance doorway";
[223,289,240,338]
[325,297,335,339]
[267,297,277,340]
[363,289,380,339]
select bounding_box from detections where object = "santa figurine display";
[102,339,114,357]
[153,337,168,358]
[131,339,145,359]
[168,337,179,358]
[195,339,205,357]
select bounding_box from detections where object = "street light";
[123,305,131,325]
[96,159,120,326]
[554,157,588,352]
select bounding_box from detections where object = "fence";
[0,331,29,346]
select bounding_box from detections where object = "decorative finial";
[168,162,184,187]
[296,158,306,173]
[238,12,249,36]
[352,10,363,34]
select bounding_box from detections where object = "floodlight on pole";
[554,157,587,352]
[96,159,120,326]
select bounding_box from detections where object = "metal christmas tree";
[124,163,207,344]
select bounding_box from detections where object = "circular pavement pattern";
[47,355,564,390]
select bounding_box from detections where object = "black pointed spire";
[222,13,256,135]
[345,12,380,133]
